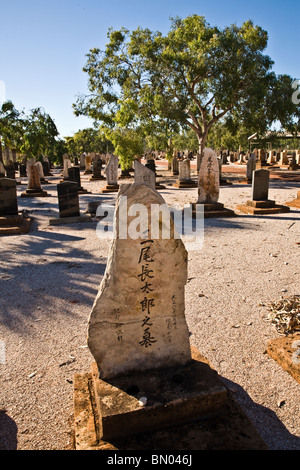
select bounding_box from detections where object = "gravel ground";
[0,165,299,450]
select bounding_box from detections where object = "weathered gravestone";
[36,161,49,184]
[102,154,119,193]
[68,166,89,194]
[91,157,105,180]
[62,154,72,180]
[0,178,18,216]
[145,159,166,189]
[0,178,32,234]
[134,160,155,189]
[246,153,256,183]
[21,161,49,197]
[171,155,179,175]
[192,148,234,217]
[236,169,290,214]
[84,154,92,174]
[49,181,91,225]
[173,158,196,188]
[73,182,229,446]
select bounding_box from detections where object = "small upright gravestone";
[84,154,92,174]
[0,178,32,235]
[73,182,229,447]
[173,158,196,188]
[21,161,49,198]
[246,153,256,183]
[49,181,91,225]
[68,166,89,194]
[236,169,290,214]
[145,159,166,189]
[101,154,119,193]
[134,160,155,189]
[192,148,234,217]
[90,157,104,180]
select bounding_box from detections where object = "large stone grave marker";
[192,148,234,217]
[84,154,92,174]
[72,182,229,446]
[236,169,290,214]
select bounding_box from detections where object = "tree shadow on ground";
[0,228,106,333]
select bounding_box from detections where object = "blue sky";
[0,0,299,138]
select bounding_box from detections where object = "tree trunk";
[196,133,208,171]
[0,137,3,163]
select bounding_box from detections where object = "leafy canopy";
[74,15,299,167]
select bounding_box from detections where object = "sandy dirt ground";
[0,162,299,450]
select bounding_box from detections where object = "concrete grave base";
[173,180,197,188]
[101,184,120,193]
[285,191,300,209]
[90,176,105,181]
[49,214,92,226]
[73,347,267,450]
[192,202,236,218]
[20,189,50,198]
[236,199,290,215]
[267,334,300,384]
[0,214,33,235]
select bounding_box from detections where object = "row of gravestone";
[0,149,293,222]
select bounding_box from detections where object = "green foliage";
[20,107,58,159]
[104,126,144,169]
[64,127,113,156]
[74,15,299,164]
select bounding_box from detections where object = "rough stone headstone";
[0,178,18,216]
[84,154,92,174]
[197,148,219,204]
[171,156,179,175]
[246,153,256,181]
[88,182,192,379]
[179,158,190,181]
[80,154,86,169]
[134,160,155,189]
[21,161,49,197]
[57,181,80,218]
[102,154,119,192]
[63,155,72,180]
[192,148,234,217]
[36,161,48,183]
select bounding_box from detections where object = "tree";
[65,127,113,156]
[21,107,58,159]
[105,126,144,170]
[74,15,299,169]
[0,101,24,162]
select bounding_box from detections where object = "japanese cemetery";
[1,15,300,451]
